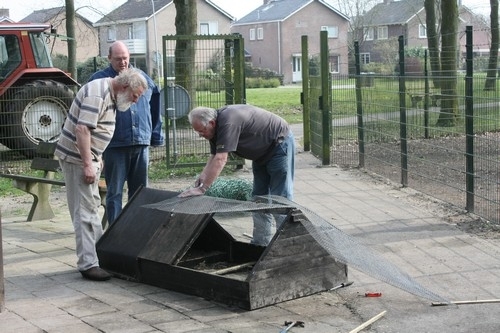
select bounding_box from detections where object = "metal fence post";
[398,35,408,187]
[465,26,474,212]
[424,50,430,138]
[354,41,365,168]
[301,35,310,152]
[320,30,332,165]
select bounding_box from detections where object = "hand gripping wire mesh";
[143,194,449,304]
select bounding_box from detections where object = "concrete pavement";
[1,148,499,332]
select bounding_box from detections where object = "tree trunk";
[174,0,197,101]
[436,0,458,127]
[484,0,499,91]
[424,0,441,88]
[65,0,77,81]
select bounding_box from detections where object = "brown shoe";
[80,267,111,281]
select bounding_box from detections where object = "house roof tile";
[365,0,425,26]
[233,0,348,25]
[95,0,174,24]
[94,0,234,25]
[19,6,93,25]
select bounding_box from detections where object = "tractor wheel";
[2,80,75,157]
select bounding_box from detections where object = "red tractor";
[0,23,79,157]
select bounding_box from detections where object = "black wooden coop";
[96,187,348,310]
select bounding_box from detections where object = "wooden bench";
[0,142,108,225]
[0,142,65,221]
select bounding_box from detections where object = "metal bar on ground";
[432,299,500,306]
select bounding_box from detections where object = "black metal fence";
[308,27,500,224]
[162,34,246,168]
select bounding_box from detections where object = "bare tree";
[372,37,399,74]
[174,0,197,99]
[484,0,499,90]
[424,0,441,88]
[65,0,77,80]
[436,0,459,127]
[329,0,379,60]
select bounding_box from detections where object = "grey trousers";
[59,159,103,271]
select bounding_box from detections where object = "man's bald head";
[108,41,130,73]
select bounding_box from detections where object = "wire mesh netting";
[144,194,449,304]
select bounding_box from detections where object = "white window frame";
[199,21,218,35]
[364,27,374,41]
[377,26,388,40]
[419,24,427,38]
[321,25,339,38]
[107,26,116,41]
[257,27,264,40]
[128,24,134,39]
[329,55,340,73]
[200,23,210,35]
[360,53,370,64]
[249,28,256,41]
[133,22,146,39]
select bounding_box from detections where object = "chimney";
[383,0,392,4]
[0,8,10,17]
[263,0,273,5]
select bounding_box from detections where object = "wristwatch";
[197,182,209,193]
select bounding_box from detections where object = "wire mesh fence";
[162,34,246,169]
[299,26,499,224]
[0,78,77,178]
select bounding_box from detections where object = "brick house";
[19,7,98,63]
[93,0,234,79]
[231,0,350,84]
[356,0,490,69]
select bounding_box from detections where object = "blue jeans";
[251,132,295,245]
[103,146,149,224]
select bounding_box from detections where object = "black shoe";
[80,267,111,281]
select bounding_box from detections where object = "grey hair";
[116,68,147,91]
[188,106,218,126]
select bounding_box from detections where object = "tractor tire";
[1,80,75,157]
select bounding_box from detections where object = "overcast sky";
[2,0,492,23]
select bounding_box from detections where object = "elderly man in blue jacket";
[89,41,164,225]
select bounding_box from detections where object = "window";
[257,27,264,40]
[200,23,209,35]
[249,28,256,40]
[0,35,22,78]
[377,26,388,40]
[364,27,374,41]
[329,55,339,73]
[126,22,146,39]
[321,26,339,38]
[419,24,427,38]
[199,21,218,35]
[107,26,116,41]
[134,22,146,39]
[128,24,134,39]
[130,56,147,73]
[360,53,370,64]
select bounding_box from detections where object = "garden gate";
[162,34,246,169]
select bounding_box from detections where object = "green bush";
[77,56,109,84]
[51,54,68,72]
[246,77,280,88]
[245,62,283,85]
[196,69,225,92]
